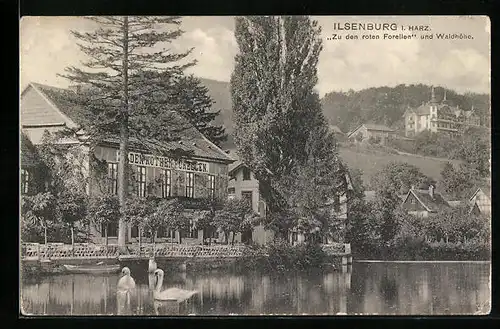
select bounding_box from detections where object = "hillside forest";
[320,84,491,134]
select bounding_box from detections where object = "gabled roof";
[22,82,235,163]
[402,188,450,212]
[347,123,395,138]
[413,103,431,115]
[27,83,83,128]
[363,123,395,132]
[469,183,491,201]
[329,125,345,135]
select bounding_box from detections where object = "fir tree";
[171,75,227,146]
[60,16,194,246]
[230,16,325,239]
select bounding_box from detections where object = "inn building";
[20,82,235,245]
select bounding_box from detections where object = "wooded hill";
[201,79,490,148]
[199,78,486,187]
[320,84,490,134]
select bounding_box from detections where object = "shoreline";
[355,260,491,264]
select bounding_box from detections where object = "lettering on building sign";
[126,151,209,173]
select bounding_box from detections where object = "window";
[241,191,253,208]
[186,172,195,198]
[333,194,341,213]
[101,221,118,237]
[107,163,118,195]
[158,227,173,238]
[137,166,147,197]
[21,168,30,194]
[411,198,416,205]
[228,187,235,194]
[131,225,139,238]
[161,169,172,198]
[243,167,251,181]
[291,231,298,244]
[187,219,198,238]
[208,174,216,199]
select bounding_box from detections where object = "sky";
[20,16,491,96]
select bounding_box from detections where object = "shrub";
[243,240,329,272]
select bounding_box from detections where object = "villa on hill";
[403,86,482,138]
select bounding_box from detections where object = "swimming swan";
[148,258,157,273]
[153,268,198,302]
[117,267,136,292]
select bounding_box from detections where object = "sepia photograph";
[19,15,491,316]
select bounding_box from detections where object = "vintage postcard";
[19,16,491,316]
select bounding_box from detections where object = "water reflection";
[20,262,490,315]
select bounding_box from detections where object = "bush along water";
[237,239,331,273]
[351,238,490,261]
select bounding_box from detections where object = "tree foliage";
[371,161,433,196]
[231,16,330,239]
[21,131,89,244]
[345,196,376,253]
[87,194,120,245]
[21,192,57,244]
[213,199,259,245]
[59,16,195,246]
[152,198,186,235]
[276,125,346,242]
[321,84,490,134]
[171,74,227,145]
[439,162,477,200]
[195,200,220,245]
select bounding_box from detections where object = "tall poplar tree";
[230,16,326,239]
[60,16,194,246]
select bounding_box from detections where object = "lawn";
[339,146,463,188]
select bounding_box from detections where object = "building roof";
[362,123,395,132]
[22,82,235,164]
[403,188,450,212]
[20,132,41,168]
[347,123,395,138]
[447,200,463,208]
[406,100,462,118]
[469,183,491,201]
[329,125,345,135]
[413,103,431,115]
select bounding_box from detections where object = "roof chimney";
[443,90,447,102]
[428,184,435,198]
[410,185,415,191]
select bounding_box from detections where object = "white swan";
[153,268,198,302]
[148,258,157,273]
[117,267,136,292]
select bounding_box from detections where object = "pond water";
[20,261,491,316]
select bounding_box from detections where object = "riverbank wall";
[21,242,352,276]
